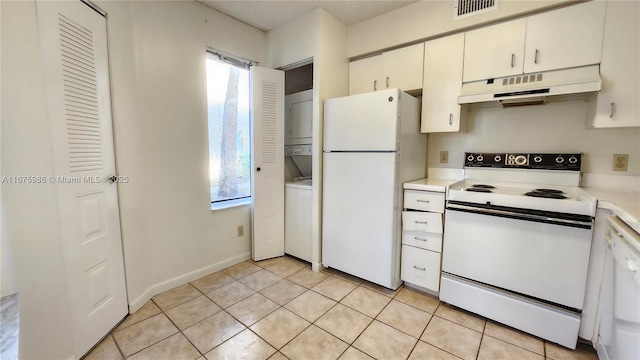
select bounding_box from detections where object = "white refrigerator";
[322,89,427,289]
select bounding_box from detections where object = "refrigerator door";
[324,89,401,152]
[322,151,401,289]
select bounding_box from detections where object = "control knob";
[494,155,502,163]
[477,155,484,162]
[533,156,543,163]
[467,155,474,161]
[556,156,565,164]
[569,156,578,164]
[515,155,527,165]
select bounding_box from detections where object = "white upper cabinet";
[349,43,424,95]
[463,2,605,82]
[523,1,606,74]
[349,54,383,95]
[589,0,639,128]
[422,34,467,133]
[382,43,424,92]
[463,19,526,83]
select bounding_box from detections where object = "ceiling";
[199,1,418,31]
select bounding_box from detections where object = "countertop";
[583,187,640,234]
[403,178,460,193]
[403,176,640,235]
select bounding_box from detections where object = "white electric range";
[440,152,597,349]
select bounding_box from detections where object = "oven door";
[442,202,593,310]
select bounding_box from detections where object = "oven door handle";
[446,203,592,229]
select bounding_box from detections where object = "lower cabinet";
[401,245,442,291]
[401,187,445,292]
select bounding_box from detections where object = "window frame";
[205,48,257,209]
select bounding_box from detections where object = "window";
[206,52,252,205]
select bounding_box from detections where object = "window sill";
[211,197,252,211]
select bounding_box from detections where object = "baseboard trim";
[127,252,251,313]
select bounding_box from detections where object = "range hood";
[458,65,601,109]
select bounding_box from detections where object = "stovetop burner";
[471,184,496,189]
[534,188,565,194]
[466,187,493,193]
[524,191,568,199]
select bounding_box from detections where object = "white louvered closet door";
[36,1,127,358]
[251,67,285,261]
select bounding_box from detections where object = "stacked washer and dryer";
[284,89,313,262]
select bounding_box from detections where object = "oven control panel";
[465,153,582,171]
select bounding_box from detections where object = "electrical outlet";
[613,154,629,171]
[237,225,244,237]
[440,151,449,164]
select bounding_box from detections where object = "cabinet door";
[402,211,443,233]
[382,43,424,92]
[463,19,526,82]
[403,190,445,212]
[590,1,639,128]
[422,34,467,133]
[524,1,606,74]
[401,245,441,291]
[348,55,383,95]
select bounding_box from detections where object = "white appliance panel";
[322,152,400,289]
[443,209,592,309]
[440,274,581,349]
[323,89,401,152]
[597,217,640,360]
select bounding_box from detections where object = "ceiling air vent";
[454,0,497,19]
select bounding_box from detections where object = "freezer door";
[324,89,401,151]
[322,152,401,289]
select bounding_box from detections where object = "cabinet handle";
[605,235,613,246]
[610,103,615,118]
[386,77,389,88]
[415,221,428,224]
[415,237,427,242]
[534,49,539,64]
[449,113,453,125]
[511,53,515,68]
[417,199,430,203]
[413,265,426,271]
[374,80,377,91]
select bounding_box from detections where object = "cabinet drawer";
[404,190,445,212]
[401,245,441,291]
[402,211,442,233]
[402,230,442,252]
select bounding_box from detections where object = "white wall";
[313,11,349,268]
[348,0,571,57]
[1,1,76,358]
[266,8,348,270]
[427,102,640,176]
[1,1,267,358]
[97,0,268,311]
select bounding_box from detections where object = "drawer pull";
[413,265,426,271]
[415,237,427,242]
[416,199,430,203]
[415,221,428,224]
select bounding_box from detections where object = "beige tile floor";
[84,256,599,360]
